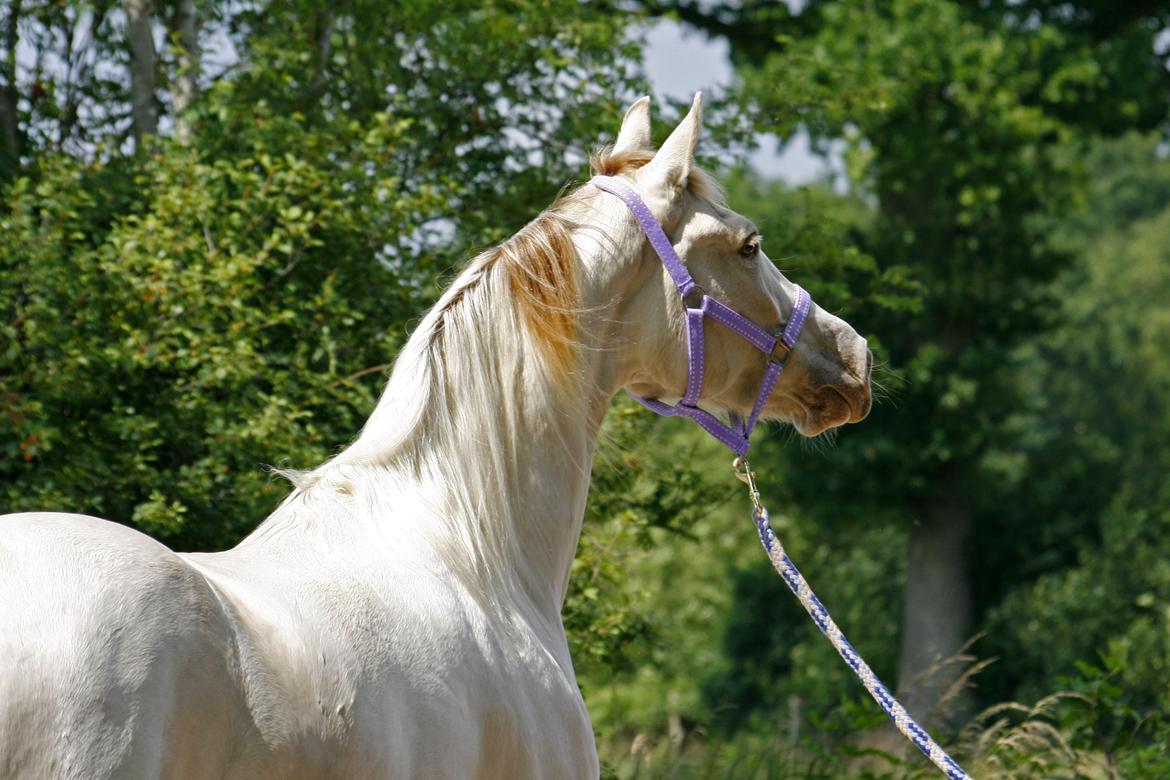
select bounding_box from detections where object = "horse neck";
[312,214,631,627]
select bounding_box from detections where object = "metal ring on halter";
[682,286,705,310]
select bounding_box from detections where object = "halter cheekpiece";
[591,175,812,457]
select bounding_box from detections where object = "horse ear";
[613,96,652,154]
[644,92,702,190]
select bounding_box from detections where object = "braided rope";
[752,506,972,780]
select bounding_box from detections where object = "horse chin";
[792,414,849,437]
[773,388,855,438]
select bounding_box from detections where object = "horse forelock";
[590,146,656,177]
[589,145,727,206]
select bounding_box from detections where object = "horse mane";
[265,144,724,609]
[468,210,581,384]
[295,178,596,483]
[264,163,601,607]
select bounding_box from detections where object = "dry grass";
[599,645,1136,780]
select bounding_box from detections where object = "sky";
[642,18,843,186]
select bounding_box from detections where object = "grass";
[598,681,1169,780]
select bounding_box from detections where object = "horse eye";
[739,238,760,259]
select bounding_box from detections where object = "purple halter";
[592,175,812,457]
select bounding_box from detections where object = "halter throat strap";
[591,175,812,457]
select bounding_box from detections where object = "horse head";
[590,94,872,440]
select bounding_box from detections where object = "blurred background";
[2,1,1169,777]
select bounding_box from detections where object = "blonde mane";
[468,209,582,384]
[265,147,726,609]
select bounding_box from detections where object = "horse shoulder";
[186,539,598,778]
[178,543,484,773]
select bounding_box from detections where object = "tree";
[123,0,158,143]
[167,0,199,140]
[1,0,646,548]
[1,0,22,178]
[980,133,1170,715]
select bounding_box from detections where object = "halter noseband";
[592,175,812,457]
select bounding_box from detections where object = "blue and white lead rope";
[751,504,972,780]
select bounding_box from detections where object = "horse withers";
[0,94,870,779]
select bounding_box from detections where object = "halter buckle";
[768,338,791,366]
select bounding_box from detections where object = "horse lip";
[829,384,870,423]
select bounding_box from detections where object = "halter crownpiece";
[591,175,812,457]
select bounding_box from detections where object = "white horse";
[0,95,871,779]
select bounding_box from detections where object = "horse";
[0,94,871,779]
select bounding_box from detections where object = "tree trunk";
[308,8,335,108]
[896,467,974,729]
[123,0,157,145]
[167,0,198,141]
[0,0,21,178]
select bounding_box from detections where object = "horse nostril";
[865,349,873,377]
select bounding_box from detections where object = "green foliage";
[699,520,906,736]
[588,2,1170,770]
[6,1,1170,775]
[742,0,1103,500]
[595,659,1170,779]
[720,169,922,324]
[1,125,422,548]
[1,0,645,552]
[215,0,644,259]
[978,133,1170,713]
